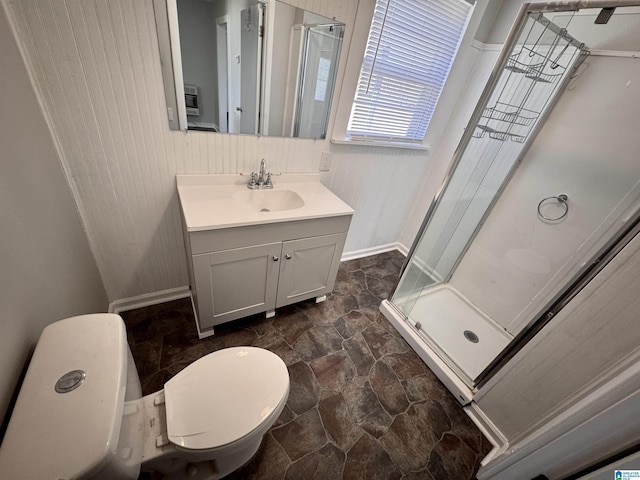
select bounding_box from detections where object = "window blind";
[347,0,473,144]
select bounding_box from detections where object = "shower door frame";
[389,0,640,396]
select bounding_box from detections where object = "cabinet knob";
[273,255,279,262]
[285,254,292,260]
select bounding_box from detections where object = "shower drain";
[463,330,479,343]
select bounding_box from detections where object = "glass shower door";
[391,12,589,384]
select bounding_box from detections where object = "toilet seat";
[164,347,289,452]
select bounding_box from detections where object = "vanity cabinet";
[184,215,351,336]
[177,174,354,337]
[192,242,281,327]
[277,234,342,307]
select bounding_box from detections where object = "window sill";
[331,137,432,152]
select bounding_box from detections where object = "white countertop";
[177,174,354,232]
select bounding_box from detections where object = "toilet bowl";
[0,314,289,480]
[142,346,290,478]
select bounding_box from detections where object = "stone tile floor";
[123,251,492,479]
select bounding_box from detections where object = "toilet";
[0,314,290,479]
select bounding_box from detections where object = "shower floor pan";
[401,285,512,381]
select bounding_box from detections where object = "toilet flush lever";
[55,370,86,393]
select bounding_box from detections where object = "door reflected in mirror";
[156,0,345,139]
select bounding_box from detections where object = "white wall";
[2,0,435,302]
[324,144,430,251]
[481,0,523,44]
[0,3,107,426]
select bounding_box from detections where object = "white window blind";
[347,0,473,144]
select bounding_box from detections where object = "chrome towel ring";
[538,194,569,221]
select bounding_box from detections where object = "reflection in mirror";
[155,0,344,139]
[264,5,344,138]
[175,0,263,134]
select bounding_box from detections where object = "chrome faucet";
[248,159,273,189]
[259,159,267,185]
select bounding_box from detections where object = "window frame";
[331,0,482,151]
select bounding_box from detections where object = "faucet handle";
[248,172,258,189]
[265,172,273,188]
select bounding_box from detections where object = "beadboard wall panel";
[325,144,428,252]
[4,0,427,301]
[0,2,107,423]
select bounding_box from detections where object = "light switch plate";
[320,152,332,171]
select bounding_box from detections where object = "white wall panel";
[0,2,107,423]
[4,0,428,301]
[324,144,428,253]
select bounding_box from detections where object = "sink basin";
[232,189,305,212]
[177,174,355,231]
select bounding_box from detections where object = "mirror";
[154,0,345,139]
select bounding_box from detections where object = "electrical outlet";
[319,152,332,171]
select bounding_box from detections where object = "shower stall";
[381,1,640,405]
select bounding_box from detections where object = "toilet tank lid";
[0,314,129,479]
[164,347,289,450]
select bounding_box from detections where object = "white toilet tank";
[0,314,143,479]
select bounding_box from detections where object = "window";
[347,0,473,145]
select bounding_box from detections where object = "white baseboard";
[396,242,410,256]
[341,242,409,261]
[464,402,509,466]
[108,286,191,314]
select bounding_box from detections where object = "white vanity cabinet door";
[193,242,282,329]
[276,233,345,308]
